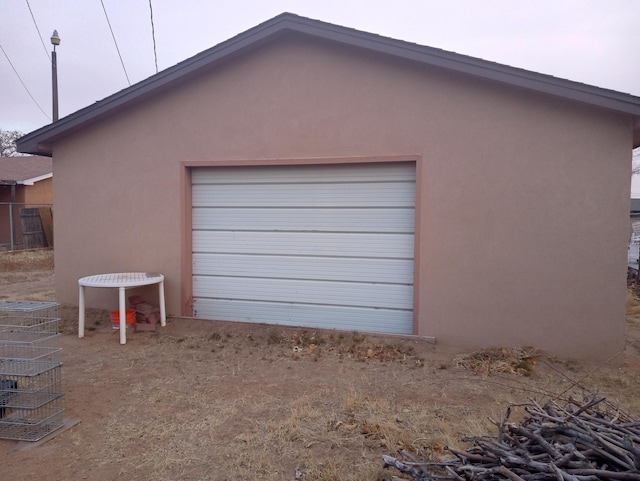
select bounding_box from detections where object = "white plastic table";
[78,272,166,344]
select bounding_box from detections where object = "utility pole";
[50,30,60,122]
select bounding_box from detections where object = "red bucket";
[111,309,136,329]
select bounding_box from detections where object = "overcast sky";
[2,0,639,134]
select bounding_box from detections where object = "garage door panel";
[192,207,415,233]
[193,299,413,334]
[192,162,416,185]
[193,276,413,310]
[192,181,415,207]
[193,231,414,258]
[192,254,414,283]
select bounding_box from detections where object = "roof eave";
[18,173,53,185]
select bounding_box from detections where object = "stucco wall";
[52,35,632,359]
[23,177,53,205]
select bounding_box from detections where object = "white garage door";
[191,162,415,334]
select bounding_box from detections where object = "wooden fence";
[0,203,53,251]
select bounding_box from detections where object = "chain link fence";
[0,203,53,251]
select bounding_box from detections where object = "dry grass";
[96,362,493,479]
[0,248,54,271]
[453,347,539,376]
[67,322,639,481]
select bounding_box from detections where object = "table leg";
[159,280,166,327]
[78,285,85,338]
[119,287,127,345]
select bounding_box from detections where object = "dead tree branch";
[383,395,640,481]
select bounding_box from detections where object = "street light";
[50,30,60,122]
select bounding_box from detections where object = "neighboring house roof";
[632,198,640,215]
[0,156,53,185]
[17,12,640,156]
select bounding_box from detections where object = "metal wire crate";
[0,376,62,401]
[0,301,60,330]
[0,363,64,441]
[0,360,62,386]
[0,327,60,345]
[0,344,62,363]
[1,389,63,410]
[0,395,64,442]
[0,302,64,442]
[0,391,64,420]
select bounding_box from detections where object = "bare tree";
[0,129,25,157]
[633,147,640,176]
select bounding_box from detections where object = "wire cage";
[0,302,64,442]
[0,363,64,442]
[0,301,60,331]
[0,327,60,345]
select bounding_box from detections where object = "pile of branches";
[383,395,640,481]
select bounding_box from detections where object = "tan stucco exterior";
[49,34,634,359]
[22,177,53,205]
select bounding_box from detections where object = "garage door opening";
[191,161,416,334]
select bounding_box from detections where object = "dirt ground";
[1,249,639,481]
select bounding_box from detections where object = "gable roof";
[18,12,640,156]
[0,156,52,185]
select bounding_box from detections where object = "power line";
[149,0,158,74]
[99,0,131,86]
[25,0,50,62]
[0,44,51,121]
